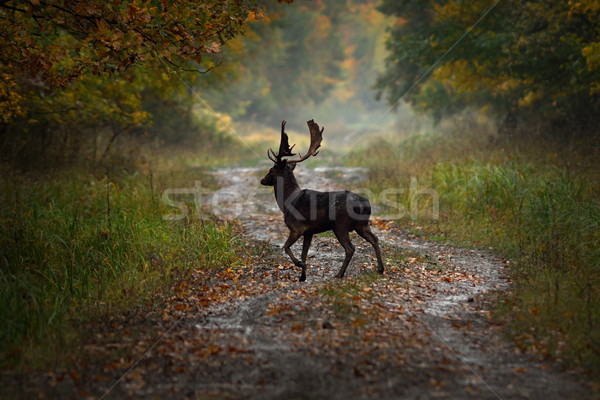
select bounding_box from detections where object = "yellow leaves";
[582,42,600,70]
[0,73,26,124]
[582,42,600,96]
[130,110,151,127]
[433,60,531,104]
[569,0,600,13]
[518,91,541,107]
[433,60,478,93]
[259,85,271,96]
[340,55,358,80]
[322,76,341,85]
[313,15,333,39]
[245,10,268,23]
[433,1,467,23]
[96,19,110,34]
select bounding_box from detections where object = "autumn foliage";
[0,0,266,166]
[376,0,600,135]
[1,1,255,87]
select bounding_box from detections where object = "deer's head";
[260,120,323,186]
[260,160,295,186]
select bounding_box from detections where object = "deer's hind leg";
[355,223,384,274]
[301,233,313,264]
[333,228,355,279]
[284,230,307,282]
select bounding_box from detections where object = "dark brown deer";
[260,119,384,282]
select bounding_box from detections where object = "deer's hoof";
[377,268,384,275]
[299,273,306,282]
[335,273,344,279]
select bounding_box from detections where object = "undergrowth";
[347,122,600,377]
[0,166,241,369]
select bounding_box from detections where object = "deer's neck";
[274,171,300,213]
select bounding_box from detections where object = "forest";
[1,0,599,398]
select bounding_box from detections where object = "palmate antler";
[267,119,323,163]
[287,119,323,164]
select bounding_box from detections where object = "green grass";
[347,129,600,376]
[0,167,241,369]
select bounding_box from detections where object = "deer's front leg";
[284,230,306,282]
[301,233,313,264]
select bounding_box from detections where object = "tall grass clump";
[435,163,599,372]
[347,126,600,376]
[0,168,240,368]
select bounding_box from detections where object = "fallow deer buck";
[261,119,384,282]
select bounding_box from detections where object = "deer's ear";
[288,163,296,171]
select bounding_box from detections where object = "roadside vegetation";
[347,118,600,376]
[359,0,600,378]
[0,161,243,369]
[0,0,262,370]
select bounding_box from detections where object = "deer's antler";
[268,120,296,162]
[286,119,323,164]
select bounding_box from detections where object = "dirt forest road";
[8,164,592,400]
[192,164,589,400]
